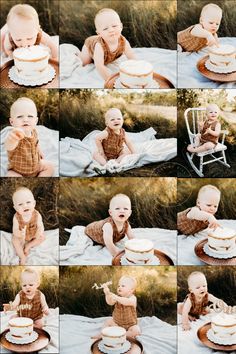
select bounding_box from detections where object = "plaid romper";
[17,289,43,320]
[113,301,137,330]
[177,25,207,52]
[102,127,125,160]
[200,119,219,145]
[15,209,40,242]
[185,292,209,319]
[177,208,209,235]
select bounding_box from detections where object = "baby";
[3,268,49,328]
[85,193,135,256]
[0,4,58,59]
[12,187,45,265]
[187,104,221,153]
[178,3,222,52]
[93,108,135,166]
[5,97,54,177]
[177,184,221,235]
[76,8,136,80]
[178,271,226,331]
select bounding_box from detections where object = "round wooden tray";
[91,336,144,354]
[197,323,236,351]
[197,56,236,83]
[112,249,174,266]
[104,72,175,89]
[0,328,51,353]
[0,59,59,88]
[194,239,236,265]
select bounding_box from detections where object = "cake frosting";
[8,317,33,338]
[119,60,154,88]
[125,239,154,264]
[13,45,50,80]
[207,227,236,255]
[101,326,126,349]
[211,313,236,343]
[208,45,236,67]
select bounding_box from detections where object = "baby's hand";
[3,303,11,313]
[8,128,25,141]
[206,33,218,47]
[43,308,50,316]
[103,285,110,295]
[188,315,197,321]
[21,226,27,239]
[182,322,191,331]
[208,216,220,229]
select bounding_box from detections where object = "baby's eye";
[28,115,34,118]
[103,27,108,31]
[16,115,24,119]
[22,284,26,287]
[112,25,118,28]
[26,201,31,204]
[15,39,22,42]
[27,37,33,40]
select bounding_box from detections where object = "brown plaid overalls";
[177,208,209,235]
[200,120,219,145]
[177,25,207,52]
[113,301,137,330]
[185,292,209,319]
[102,127,125,160]
[17,289,43,320]
[15,209,40,242]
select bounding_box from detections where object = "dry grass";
[59,177,177,245]
[0,178,59,232]
[59,266,177,325]
[59,0,177,49]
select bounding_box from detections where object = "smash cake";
[205,227,236,258]
[8,317,33,338]
[206,45,236,73]
[124,239,154,264]
[207,313,236,345]
[118,60,159,88]
[101,326,126,350]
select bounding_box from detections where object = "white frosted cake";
[101,326,126,349]
[207,45,236,73]
[13,45,50,80]
[8,317,33,338]
[119,60,154,88]
[125,239,154,264]
[211,314,236,344]
[207,227,236,256]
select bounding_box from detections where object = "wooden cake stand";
[194,239,236,265]
[0,328,51,353]
[0,59,59,88]
[104,72,175,89]
[112,249,174,266]
[197,323,236,351]
[197,56,236,82]
[91,336,144,354]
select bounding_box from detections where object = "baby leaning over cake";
[178,271,227,331]
[93,108,135,167]
[177,184,221,236]
[3,268,49,329]
[5,97,54,177]
[0,4,58,59]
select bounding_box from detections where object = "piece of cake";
[211,313,236,344]
[8,317,33,338]
[125,239,154,264]
[101,326,126,349]
[119,60,154,88]
[207,227,236,256]
[13,45,50,80]
[208,45,236,68]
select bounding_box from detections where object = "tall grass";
[59,177,177,244]
[59,266,177,325]
[59,0,177,49]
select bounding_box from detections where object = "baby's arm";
[40,292,49,315]
[93,43,112,81]
[126,224,135,239]
[12,216,25,239]
[102,222,120,256]
[35,214,44,238]
[124,39,136,60]
[181,297,192,331]
[208,293,228,307]
[3,294,20,312]
[124,133,136,154]
[203,122,221,137]
[40,31,58,60]
[191,24,218,46]
[112,294,137,307]
[103,285,117,306]
[95,130,108,156]
[187,207,220,229]
[5,128,25,151]
[1,27,13,57]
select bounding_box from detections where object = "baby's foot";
[187,145,196,153]
[24,247,30,256]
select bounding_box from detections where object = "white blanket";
[60,315,176,354]
[0,308,59,353]
[178,219,236,265]
[0,125,59,177]
[178,37,236,88]
[178,313,234,354]
[60,226,176,265]
[60,128,177,176]
[0,229,59,265]
[60,44,177,88]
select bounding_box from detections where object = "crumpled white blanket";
[59,44,177,88]
[178,37,236,88]
[0,125,59,177]
[178,219,236,265]
[60,226,176,265]
[0,308,59,353]
[0,229,59,265]
[60,127,177,176]
[60,315,177,354]
[178,312,234,354]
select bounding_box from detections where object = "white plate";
[8,64,56,86]
[120,254,160,266]
[5,330,38,344]
[205,59,236,74]
[203,243,236,259]
[114,77,160,89]
[98,339,131,354]
[207,328,236,346]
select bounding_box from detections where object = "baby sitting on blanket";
[75,8,136,80]
[93,108,135,167]
[85,193,135,257]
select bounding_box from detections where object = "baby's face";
[117,278,134,297]
[10,100,38,134]
[21,272,39,296]
[206,104,220,121]
[109,196,132,222]
[197,190,220,215]
[106,111,124,130]
[188,274,208,298]
[96,11,122,42]
[8,15,39,48]
[200,9,222,34]
[13,189,36,216]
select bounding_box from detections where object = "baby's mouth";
[119,214,125,218]
[24,208,30,212]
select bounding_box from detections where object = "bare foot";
[187,145,196,153]
[24,247,31,256]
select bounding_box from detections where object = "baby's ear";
[9,118,13,126]
[108,208,112,216]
